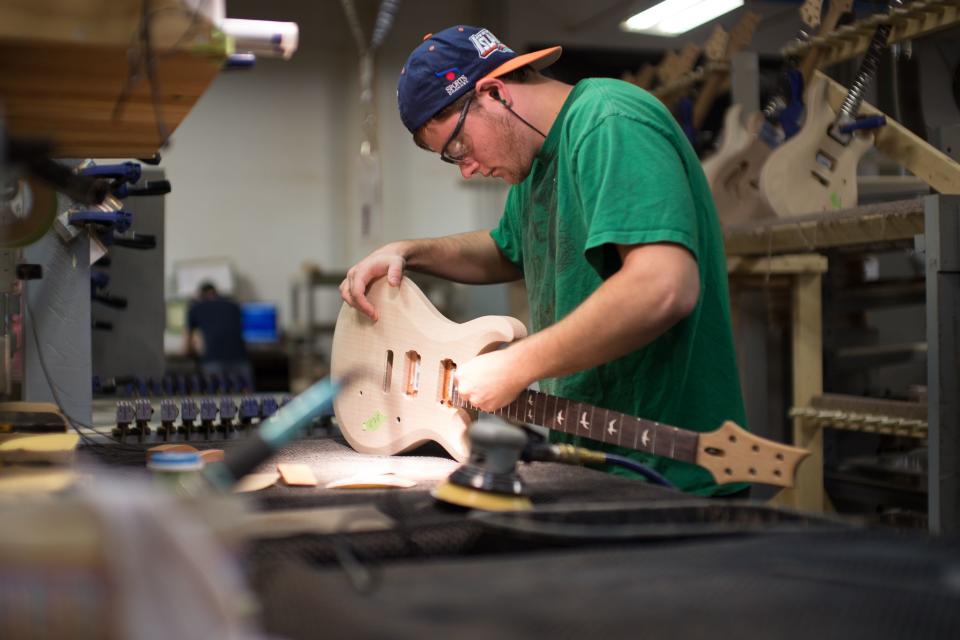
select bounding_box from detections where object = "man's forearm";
[510,245,699,382]
[395,230,522,284]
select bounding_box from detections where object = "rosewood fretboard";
[453,388,699,465]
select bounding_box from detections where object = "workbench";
[79,433,960,639]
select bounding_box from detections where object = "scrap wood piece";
[277,463,317,487]
[325,472,417,490]
[0,433,80,464]
[234,472,280,493]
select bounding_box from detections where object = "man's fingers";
[387,259,404,286]
[349,273,379,321]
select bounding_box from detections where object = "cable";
[603,453,676,489]
[23,297,145,451]
[524,442,677,489]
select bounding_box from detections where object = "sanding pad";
[432,481,532,512]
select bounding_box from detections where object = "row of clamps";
[112,395,310,442]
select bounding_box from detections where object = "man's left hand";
[455,347,532,412]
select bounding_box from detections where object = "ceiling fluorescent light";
[622,0,744,36]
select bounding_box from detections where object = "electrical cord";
[603,453,676,489]
[523,441,677,489]
[23,297,146,451]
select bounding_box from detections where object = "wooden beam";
[817,71,960,195]
[0,0,226,158]
[724,198,925,256]
[783,1,960,70]
[728,254,828,276]
[773,271,826,512]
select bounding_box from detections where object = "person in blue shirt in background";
[185,282,254,390]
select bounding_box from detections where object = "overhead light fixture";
[621,0,744,36]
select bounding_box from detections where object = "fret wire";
[599,408,609,444]
[538,391,547,426]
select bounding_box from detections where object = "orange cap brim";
[483,45,562,81]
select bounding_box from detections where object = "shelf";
[724,198,925,256]
[782,1,960,70]
[0,0,228,158]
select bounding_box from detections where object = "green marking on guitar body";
[363,410,387,432]
[830,191,841,209]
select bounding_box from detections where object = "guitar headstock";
[658,43,702,86]
[703,25,729,63]
[656,50,680,85]
[800,0,824,31]
[675,42,702,75]
[821,0,854,35]
[725,11,762,59]
[696,421,810,488]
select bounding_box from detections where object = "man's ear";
[476,78,510,107]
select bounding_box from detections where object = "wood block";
[0,433,79,464]
[277,463,318,487]
[234,472,280,493]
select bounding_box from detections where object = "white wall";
[161,0,518,331]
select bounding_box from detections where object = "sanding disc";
[432,481,532,512]
[0,176,58,248]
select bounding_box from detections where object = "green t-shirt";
[490,78,746,496]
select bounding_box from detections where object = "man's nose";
[459,158,481,179]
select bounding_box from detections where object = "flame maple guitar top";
[330,277,527,461]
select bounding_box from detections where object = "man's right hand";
[339,244,407,321]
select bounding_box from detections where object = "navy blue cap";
[397,25,561,133]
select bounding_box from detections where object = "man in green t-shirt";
[339,25,746,496]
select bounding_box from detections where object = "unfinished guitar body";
[759,75,874,217]
[330,277,527,461]
[702,104,751,186]
[707,109,778,226]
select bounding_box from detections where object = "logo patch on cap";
[435,67,461,82]
[468,29,512,59]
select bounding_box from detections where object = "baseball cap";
[397,25,561,133]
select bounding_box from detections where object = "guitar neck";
[453,388,699,466]
[692,71,727,131]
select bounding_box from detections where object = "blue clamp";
[838,115,887,135]
[116,401,136,426]
[160,399,179,423]
[239,397,260,423]
[69,209,133,234]
[113,180,172,199]
[260,397,279,420]
[79,162,142,185]
[200,399,219,423]
[219,398,238,422]
[181,398,200,423]
[134,400,153,423]
[779,68,806,140]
